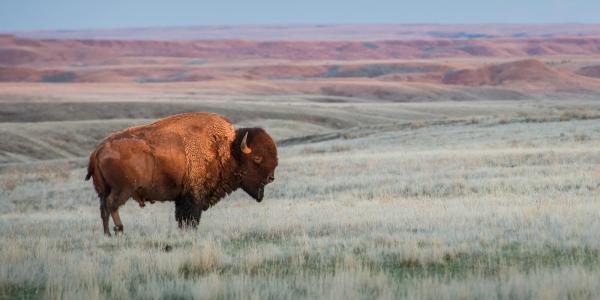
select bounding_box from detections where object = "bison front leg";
[175,196,201,229]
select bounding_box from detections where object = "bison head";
[234,128,278,202]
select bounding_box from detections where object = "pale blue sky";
[1,0,598,31]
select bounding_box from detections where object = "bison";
[85,112,278,236]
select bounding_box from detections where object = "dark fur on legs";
[100,199,111,236]
[175,196,201,229]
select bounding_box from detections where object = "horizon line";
[7,22,600,33]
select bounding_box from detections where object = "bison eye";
[253,155,263,164]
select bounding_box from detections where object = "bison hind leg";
[175,197,201,229]
[106,190,130,235]
[100,198,111,236]
[111,210,124,234]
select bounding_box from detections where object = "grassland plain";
[1,97,600,299]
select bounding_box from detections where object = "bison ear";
[240,132,252,155]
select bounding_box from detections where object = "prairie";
[1,90,600,299]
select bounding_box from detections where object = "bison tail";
[86,147,110,198]
[85,150,95,181]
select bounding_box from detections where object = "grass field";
[1,91,600,299]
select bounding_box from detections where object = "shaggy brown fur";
[85,112,278,236]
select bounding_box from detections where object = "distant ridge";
[2,30,600,99]
[9,24,600,41]
[3,36,600,67]
[443,59,600,91]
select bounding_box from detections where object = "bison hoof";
[113,225,124,234]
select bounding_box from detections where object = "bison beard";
[85,112,278,236]
[175,196,201,228]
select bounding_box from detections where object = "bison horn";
[241,132,252,154]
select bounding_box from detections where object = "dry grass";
[1,100,600,299]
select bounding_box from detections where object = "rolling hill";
[442,59,600,90]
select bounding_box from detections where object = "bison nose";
[266,175,275,183]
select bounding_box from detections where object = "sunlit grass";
[1,117,600,299]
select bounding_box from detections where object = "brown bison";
[85,112,278,236]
